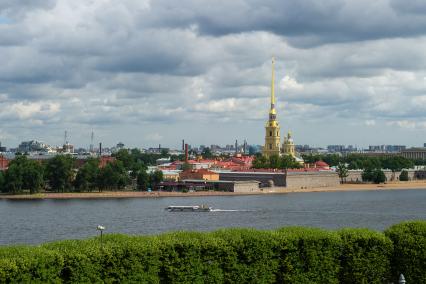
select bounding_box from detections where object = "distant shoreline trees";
[0,149,165,194]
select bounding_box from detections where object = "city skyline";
[1,1,426,148]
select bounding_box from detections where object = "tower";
[263,57,281,158]
[282,131,296,158]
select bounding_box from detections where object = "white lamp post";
[97,225,105,247]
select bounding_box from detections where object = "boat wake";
[210,209,253,212]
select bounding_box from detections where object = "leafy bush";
[0,223,426,283]
[338,228,393,284]
[385,221,426,284]
[212,229,279,283]
[0,246,63,282]
[399,170,409,181]
[276,227,342,284]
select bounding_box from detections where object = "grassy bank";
[0,221,425,283]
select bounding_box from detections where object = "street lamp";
[97,225,105,248]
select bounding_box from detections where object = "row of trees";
[301,154,415,171]
[252,154,302,169]
[0,151,164,194]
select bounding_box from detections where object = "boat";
[166,205,212,212]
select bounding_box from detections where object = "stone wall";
[219,172,286,187]
[286,171,340,189]
[346,170,418,182]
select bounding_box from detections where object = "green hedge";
[338,228,393,284]
[0,222,424,283]
[385,220,426,284]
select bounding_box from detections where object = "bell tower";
[263,57,281,158]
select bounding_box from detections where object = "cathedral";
[262,58,298,160]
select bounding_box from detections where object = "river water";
[0,189,425,245]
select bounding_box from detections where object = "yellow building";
[282,131,296,158]
[263,57,281,158]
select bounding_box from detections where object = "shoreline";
[1,181,426,200]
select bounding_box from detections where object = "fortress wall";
[346,170,418,182]
[285,172,340,189]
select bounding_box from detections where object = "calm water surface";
[0,189,425,245]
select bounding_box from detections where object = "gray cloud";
[0,0,425,148]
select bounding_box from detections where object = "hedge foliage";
[385,221,426,284]
[0,221,424,283]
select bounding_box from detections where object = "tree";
[74,158,100,192]
[3,156,44,194]
[372,169,386,184]
[97,161,129,191]
[336,163,349,184]
[22,160,44,194]
[149,170,163,189]
[399,170,409,181]
[114,149,133,170]
[4,163,23,193]
[252,155,268,169]
[269,155,280,169]
[136,170,149,191]
[280,155,301,169]
[45,155,75,192]
[361,167,374,182]
[201,147,213,159]
[0,171,4,192]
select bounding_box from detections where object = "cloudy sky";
[1,0,426,149]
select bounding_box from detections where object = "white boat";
[166,205,212,212]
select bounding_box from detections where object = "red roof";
[315,160,329,167]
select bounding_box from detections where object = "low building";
[162,170,181,181]
[180,169,219,181]
[159,179,261,192]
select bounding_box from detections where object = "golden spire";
[269,57,277,119]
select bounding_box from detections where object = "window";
[269,144,272,149]
[270,131,272,136]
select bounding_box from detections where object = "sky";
[0,0,426,149]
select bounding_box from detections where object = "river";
[0,189,425,245]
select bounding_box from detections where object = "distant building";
[18,140,51,153]
[180,169,219,181]
[368,145,406,153]
[116,142,125,150]
[401,148,426,160]
[327,145,346,153]
[0,141,6,152]
[424,143,426,148]
[0,155,9,171]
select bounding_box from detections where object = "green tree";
[252,155,268,169]
[0,171,4,192]
[22,160,44,194]
[149,170,163,189]
[361,167,374,182]
[74,158,100,192]
[4,163,23,193]
[201,147,213,159]
[280,155,301,169]
[372,169,386,184]
[97,161,129,191]
[45,155,75,192]
[336,163,349,184]
[114,149,133,170]
[269,155,281,169]
[136,170,149,191]
[399,170,409,181]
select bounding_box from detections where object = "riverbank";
[1,181,426,199]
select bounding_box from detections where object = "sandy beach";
[0,181,425,200]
